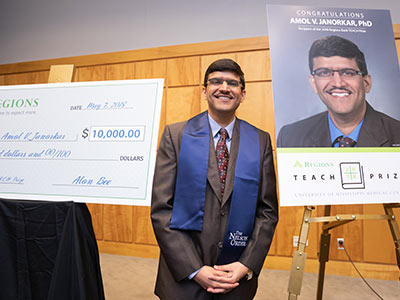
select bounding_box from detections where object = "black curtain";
[0,199,105,300]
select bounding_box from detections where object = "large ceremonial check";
[0,79,163,205]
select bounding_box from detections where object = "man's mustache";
[326,86,351,93]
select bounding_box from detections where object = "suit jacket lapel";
[221,120,240,207]
[207,126,222,202]
[312,112,331,147]
[358,102,389,147]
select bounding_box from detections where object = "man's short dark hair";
[309,35,368,75]
[204,58,245,90]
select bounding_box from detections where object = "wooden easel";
[48,64,74,83]
[287,203,400,300]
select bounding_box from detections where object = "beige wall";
[1,27,400,280]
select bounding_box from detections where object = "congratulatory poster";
[0,79,163,206]
[267,5,400,206]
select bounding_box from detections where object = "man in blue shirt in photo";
[277,35,400,148]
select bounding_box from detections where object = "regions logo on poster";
[339,162,365,189]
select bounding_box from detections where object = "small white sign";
[277,148,400,206]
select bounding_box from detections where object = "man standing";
[151,59,278,299]
[278,35,400,147]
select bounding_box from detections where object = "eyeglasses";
[207,77,241,88]
[311,68,364,78]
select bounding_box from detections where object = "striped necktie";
[216,128,229,195]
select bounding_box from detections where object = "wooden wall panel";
[87,203,104,240]
[72,70,79,82]
[34,71,51,84]
[237,50,271,81]
[106,63,135,80]
[364,204,398,264]
[103,205,133,242]
[135,60,168,145]
[166,86,201,124]
[167,57,200,87]
[77,66,106,82]
[236,82,275,135]
[133,206,157,245]
[329,205,363,261]
[199,88,208,114]
[0,37,270,76]
[135,60,166,81]
[3,71,50,85]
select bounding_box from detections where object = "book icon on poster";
[339,162,365,189]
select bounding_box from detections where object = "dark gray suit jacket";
[151,115,278,300]
[277,102,400,147]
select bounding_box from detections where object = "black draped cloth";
[0,199,105,300]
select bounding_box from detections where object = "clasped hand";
[193,262,249,294]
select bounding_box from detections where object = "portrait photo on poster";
[267,5,400,148]
[267,5,400,206]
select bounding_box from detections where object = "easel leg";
[287,206,313,300]
[316,231,331,299]
[383,204,400,273]
[316,205,331,300]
